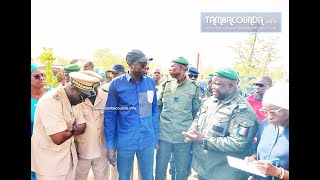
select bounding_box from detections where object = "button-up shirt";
[75,88,108,159]
[104,73,159,150]
[158,78,201,143]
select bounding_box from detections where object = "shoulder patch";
[237,99,247,112]
[52,91,62,100]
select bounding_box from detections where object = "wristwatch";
[72,124,78,133]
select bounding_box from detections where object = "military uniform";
[187,67,260,180]
[31,71,100,180]
[31,86,85,179]
[74,88,111,180]
[158,78,201,142]
[156,56,201,180]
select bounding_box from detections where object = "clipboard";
[227,155,266,177]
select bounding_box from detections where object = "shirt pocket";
[210,113,231,137]
[235,117,255,138]
[180,92,194,111]
[39,137,62,151]
[162,94,172,111]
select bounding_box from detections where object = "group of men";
[31,48,278,180]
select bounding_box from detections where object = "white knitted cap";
[263,82,289,110]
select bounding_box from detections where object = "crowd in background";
[31,49,289,180]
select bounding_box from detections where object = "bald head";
[83,61,94,71]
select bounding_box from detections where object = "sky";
[31,0,289,72]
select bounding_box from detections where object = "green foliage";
[93,48,127,73]
[39,47,58,88]
[231,31,286,94]
[53,57,70,66]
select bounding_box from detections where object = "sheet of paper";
[227,155,266,177]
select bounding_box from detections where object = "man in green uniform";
[182,67,259,180]
[155,56,201,180]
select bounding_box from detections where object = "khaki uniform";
[31,86,85,179]
[189,89,259,180]
[158,78,201,143]
[75,87,118,180]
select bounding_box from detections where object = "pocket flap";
[235,117,254,127]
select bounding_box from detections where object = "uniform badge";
[237,100,247,112]
[238,125,248,137]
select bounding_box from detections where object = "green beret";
[64,64,81,73]
[172,56,189,66]
[214,67,239,80]
[207,73,214,78]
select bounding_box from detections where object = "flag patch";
[238,126,248,136]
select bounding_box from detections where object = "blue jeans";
[117,146,154,180]
[155,140,192,180]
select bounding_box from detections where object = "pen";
[268,158,280,163]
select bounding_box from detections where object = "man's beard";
[254,92,263,101]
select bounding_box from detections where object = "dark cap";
[126,49,153,64]
[188,67,199,75]
[108,64,125,73]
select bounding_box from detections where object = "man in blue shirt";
[104,49,159,180]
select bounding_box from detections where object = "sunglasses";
[253,83,271,88]
[188,74,198,79]
[32,73,45,80]
[259,107,283,117]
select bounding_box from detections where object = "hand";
[155,143,159,150]
[107,148,117,167]
[182,129,204,144]
[244,156,256,164]
[254,160,280,177]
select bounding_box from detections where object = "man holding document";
[182,67,259,180]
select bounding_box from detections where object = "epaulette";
[52,90,62,100]
[237,98,248,112]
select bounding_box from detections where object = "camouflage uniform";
[188,88,259,180]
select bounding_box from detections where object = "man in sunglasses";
[246,75,273,123]
[31,71,100,180]
[156,57,201,180]
[104,49,158,180]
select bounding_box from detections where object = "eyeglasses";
[253,83,271,88]
[32,73,45,80]
[188,74,198,79]
[259,107,283,117]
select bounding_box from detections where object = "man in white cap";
[31,71,100,180]
[245,82,289,180]
[73,70,112,180]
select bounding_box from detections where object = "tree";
[231,30,286,94]
[91,48,126,72]
[39,47,58,88]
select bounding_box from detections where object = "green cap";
[214,67,239,80]
[172,56,189,66]
[64,64,81,73]
[207,73,214,78]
